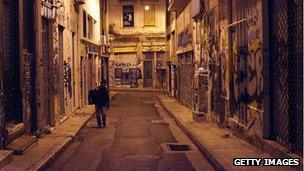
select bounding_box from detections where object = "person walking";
[95,79,110,128]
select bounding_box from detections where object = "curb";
[34,137,73,171]
[110,92,119,99]
[0,151,13,169]
[110,88,160,92]
[34,115,93,171]
[157,96,226,171]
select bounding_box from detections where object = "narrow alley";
[47,92,214,171]
[0,0,302,170]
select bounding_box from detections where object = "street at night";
[47,92,213,171]
[0,0,303,170]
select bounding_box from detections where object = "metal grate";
[168,144,191,151]
[229,0,250,125]
[269,0,303,153]
[3,0,22,123]
[179,52,194,107]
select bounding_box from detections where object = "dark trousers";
[95,105,106,127]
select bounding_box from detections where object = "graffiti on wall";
[232,1,263,107]
[52,23,60,93]
[22,53,35,131]
[247,1,263,103]
[64,59,72,98]
[109,60,115,87]
[231,0,264,135]
[178,27,192,47]
[113,62,141,87]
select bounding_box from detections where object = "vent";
[168,144,191,151]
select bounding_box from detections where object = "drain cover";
[161,143,193,153]
[168,144,190,151]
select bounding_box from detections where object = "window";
[144,4,155,26]
[88,16,94,39]
[83,11,87,37]
[83,10,95,40]
[156,52,165,59]
[144,52,154,60]
[104,0,107,12]
[123,5,134,27]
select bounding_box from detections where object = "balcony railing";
[167,0,190,12]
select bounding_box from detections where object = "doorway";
[42,17,51,125]
[144,60,153,87]
[58,26,65,116]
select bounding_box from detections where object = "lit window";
[144,4,155,26]
[83,10,95,40]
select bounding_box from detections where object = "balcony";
[167,0,191,12]
[74,0,85,5]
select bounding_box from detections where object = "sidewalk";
[158,95,300,171]
[0,92,118,171]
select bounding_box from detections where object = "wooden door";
[144,60,153,87]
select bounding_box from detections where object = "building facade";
[78,0,104,107]
[166,0,303,155]
[0,0,106,149]
[108,0,167,89]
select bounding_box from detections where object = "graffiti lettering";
[63,60,72,98]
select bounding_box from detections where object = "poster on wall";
[115,68,122,78]
[123,5,134,27]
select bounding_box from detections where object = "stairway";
[7,135,37,155]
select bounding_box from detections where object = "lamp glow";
[144,5,150,10]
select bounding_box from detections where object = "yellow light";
[144,5,150,10]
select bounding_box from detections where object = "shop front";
[178,51,194,108]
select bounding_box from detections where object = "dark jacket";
[95,85,110,108]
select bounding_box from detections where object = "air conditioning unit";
[75,0,85,5]
[100,35,107,45]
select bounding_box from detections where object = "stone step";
[0,150,13,169]
[7,135,37,155]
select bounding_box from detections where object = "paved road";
[47,92,214,171]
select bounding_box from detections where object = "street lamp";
[144,5,150,11]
